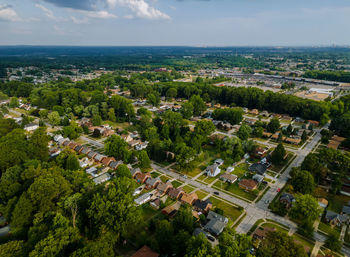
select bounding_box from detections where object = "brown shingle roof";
[131,245,159,257]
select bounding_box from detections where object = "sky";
[0,0,350,46]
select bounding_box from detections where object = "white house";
[24,123,39,132]
[215,159,224,166]
[226,166,235,173]
[206,164,221,177]
[93,173,111,185]
[134,192,153,205]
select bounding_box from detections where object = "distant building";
[205,164,221,177]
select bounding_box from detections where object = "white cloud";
[77,10,117,19]
[110,0,170,20]
[71,16,89,24]
[0,4,21,21]
[35,4,56,20]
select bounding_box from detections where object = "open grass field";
[209,196,242,222]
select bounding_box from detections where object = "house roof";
[109,160,120,169]
[204,211,228,236]
[87,151,97,158]
[239,179,258,190]
[342,205,350,215]
[193,228,208,237]
[194,199,212,211]
[74,145,83,152]
[280,193,295,204]
[102,156,116,166]
[145,177,161,187]
[167,187,184,199]
[131,168,142,177]
[248,163,267,175]
[157,182,172,192]
[180,192,198,205]
[252,174,264,183]
[220,173,238,182]
[81,147,91,154]
[131,245,159,257]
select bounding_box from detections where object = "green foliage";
[138,150,151,169]
[325,231,342,252]
[271,143,286,165]
[116,164,131,178]
[180,102,194,119]
[289,194,322,222]
[190,95,206,116]
[0,240,25,257]
[48,111,61,126]
[237,124,251,140]
[66,154,80,171]
[267,118,280,133]
[212,108,244,125]
[87,177,141,239]
[9,97,19,108]
[256,231,307,257]
[105,135,131,162]
[290,168,315,194]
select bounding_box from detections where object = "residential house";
[206,164,221,177]
[94,154,106,163]
[121,133,133,143]
[248,163,267,175]
[180,192,198,205]
[74,145,83,153]
[156,182,173,195]
[226,166,235,173]
[220,173,238,184]
[262,132,272,138]
[93,173,111,184]
[162,202,181,216]
[135,141,149,151]
[81,147,91,155]
[308,120,319,127]
[215,159,224,166]
[254,147,268,158]
[316,198,328,209]
[131,245,159,257]
[193,199,212,213]
[280,193,295,208]
[86,167,98,177]
[130,168,142,178]
[145,177,161,189]
[79,157,89,168]
[285,137,301,145]
[109,160,122,170]
[204,211,228,236]
[249,109,259,115]
[260,111,269,117]
[135,172,151,184]
[49,147,61,157]
[239,179,258,191]
[325,210,349,226]
[193,228,209,237]
[87,151,98,159]
[253,227,276,240]
[134,192,153,205]
[342,206,350,216]
[150,198,161,209]
[101,157,116,167]
[245,118,256,125]
[167,188,184,200]
[252,174,264,183]
[68,142,78,150]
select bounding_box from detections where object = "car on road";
[182,175,188,179]
[207,235,215,242]
[264,200,269,204]
[277,188,281,192]
[214,191,220,195]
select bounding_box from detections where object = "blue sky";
[0,0,349,46]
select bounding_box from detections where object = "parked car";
[207,235,215,242]
[214,191,220,195]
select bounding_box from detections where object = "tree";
[105,135,131,162]
[116,164,131,178]
[237,124,251,140]
[92,114,102,126]
[87,177,141,239]
[253,126,264,138]
[176,144,196,170]
[66,154,80,171]
[0,240,25,257]
[138,150,151,169]
[190,95,206,116]
[289,194,322,222]
[271,143,286,165]
[9,97,19,108]
[147,93,160,107]
[218,228,252,257]
[267,118,280,133]
[185,234,219,257]
[194,120,215,137]
[64,193,82,228]
[325,231,342,252]
[180,102,194,119]
[256,231,307,257]
[107,108,116,122]
[27,127,49,162]
[166,87,177,100]
[48,111,61,126]
[301,130,308,141]
[172,207,194,233]
[290,169,315,194]
[70,233,116,257]
[155,220,174,254]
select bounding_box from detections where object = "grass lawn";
[318,222,340,237]
[209,196,242,222]
[292,234,314,254]
[159,175,171,183]
[197,174,217,184]
[181,184,195,193]
[327,194,350,213]
[270,153,294,173]
[140,203,159,221]
[260,222,289,233]
[213,181,257,201]
[150,171,161,178]
[195,190,209,200]
[171,180,182,188]
[232,163,249,177]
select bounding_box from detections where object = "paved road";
[81,136,104,148]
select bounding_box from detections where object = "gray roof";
[204,211,228,236]
[193,228,208,237]
[81,147,91,154]
[88,151,97,158]
[343,206,350,215]
[131,168,141,176]
[249,163,267,175]
[145,177,160,186]
[194,199,212,211]
[93,173,111,184]
[280,193,295,204]
[74,145,83,152]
